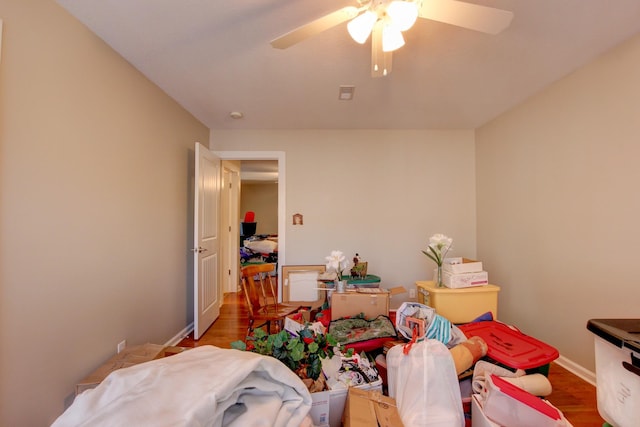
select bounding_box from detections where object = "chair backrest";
[241,263,277,316]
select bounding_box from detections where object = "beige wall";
[211,130,478,289]
[4,1,635,424]
[0,1,209,425]
[476,33,640,372]
[240,182,278,235]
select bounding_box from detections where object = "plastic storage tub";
[346,274,381,288]
[459,321,559,374]
[471,394,499,427]
[481,374,565,427]
[415,281,500,324]
[587,318,640,427]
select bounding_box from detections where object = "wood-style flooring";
[178,292,605,427]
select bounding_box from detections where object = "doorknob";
[192,246,208,253]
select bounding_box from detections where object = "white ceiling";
[56,0,640,130]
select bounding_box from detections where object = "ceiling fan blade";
[371,21,393,78]
[270,6,360,49]
[418,0,513,35]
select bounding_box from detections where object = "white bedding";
[52,345,312,427]
[244,238,278,254]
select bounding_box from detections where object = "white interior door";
[193,142,221,339]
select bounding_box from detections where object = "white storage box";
[471,394,499,427]
[481,374,567,427]
[587,319,640,427]
[472,394,572,427]
[443,270,488,288]
[309,377,383,427]
[443,257,483,274]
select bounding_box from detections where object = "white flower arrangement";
[422,234,453,286]
[325,250,351,281]
[422,234,453,267]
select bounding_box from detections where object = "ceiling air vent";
[338,85,355,101]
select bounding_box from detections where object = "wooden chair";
[240,263,302,335]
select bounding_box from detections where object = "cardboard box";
[76,343,185,395]
[443,257,483,274]
[387,286,408,310]
[153,346,190,359]
[309,377,383,427]
[331,288,405,320]
[342,387,403,427]
[443,270,489,288]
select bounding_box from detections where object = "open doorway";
[215,151,286,299]
[239,160,279,269]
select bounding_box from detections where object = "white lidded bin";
[480,374,567,427]
[471,394,500,427]
[587,319,640,427]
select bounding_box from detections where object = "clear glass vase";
[436,265,444,288]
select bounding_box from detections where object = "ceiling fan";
[270,0,513,77]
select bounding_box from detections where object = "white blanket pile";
[244,238,278,254]
[52,345,313,427]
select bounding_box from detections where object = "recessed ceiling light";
[229,111,244,119]
[338,86,355,101]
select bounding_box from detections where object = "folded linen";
[52,345,312,427]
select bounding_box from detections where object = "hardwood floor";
[546,364,605,427]
[178,292,250,349]
[178,292,605,427]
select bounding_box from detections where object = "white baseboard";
[554,355,596,386]
[165,323,194,347]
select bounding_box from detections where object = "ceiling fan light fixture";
[347,10,378,44]
[382,24,405,52]
[371,20,392,77]
[269,0,515,79]
[386,1,419,31]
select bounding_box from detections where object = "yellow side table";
[415,281,500,324]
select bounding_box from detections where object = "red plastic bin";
[458,321,559,372]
